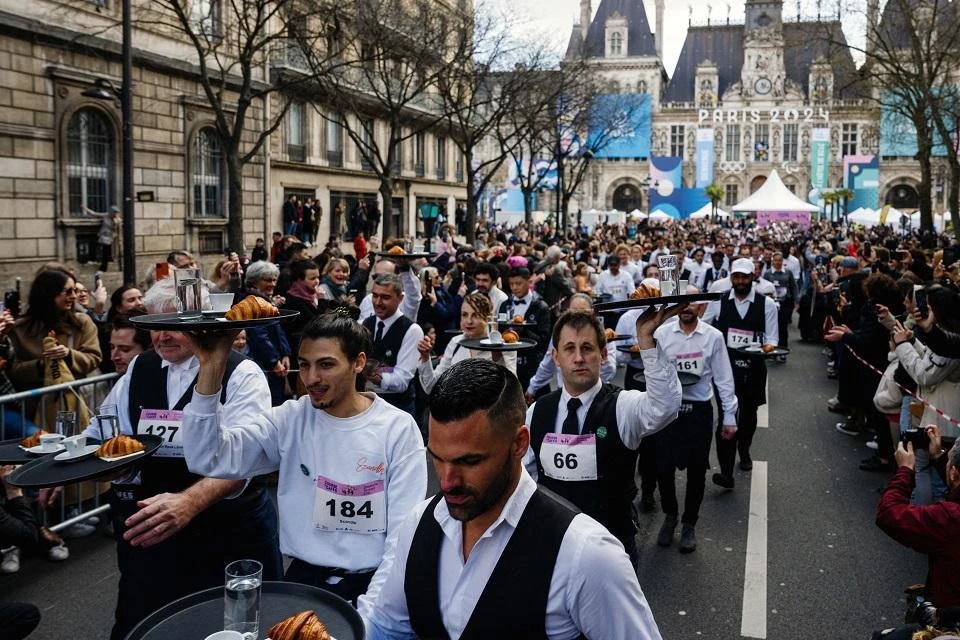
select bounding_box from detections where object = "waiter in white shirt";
[183,311,427,604]
[359,359,662,639]
[358,258,422,324]
[472,262,508,312]
[523,307,683,567]
[525,294,617,401]
[596,255,635,302]
[364,274,424,416]
[73,281,281,640]
[703,258,779,489]
[650,286,738,553]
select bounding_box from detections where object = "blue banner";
[695,128,714,188]
[590,94,652,159]
[880,92,956,157]
[844,155,880,211]
[649,156,683,218]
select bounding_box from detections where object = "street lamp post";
[84,0,134,284]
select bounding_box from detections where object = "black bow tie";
[514,299,527,305]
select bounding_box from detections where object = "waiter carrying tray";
[181,311,427,604]
[703,258,778,489]
[359,359,663,639]
[651,285,739,552]
[523,307,683,567]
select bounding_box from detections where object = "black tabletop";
[125,581,364,640]
[130,309,299,332]
[0,437,54,465]
[633,371,701,387]
[6,435,163,488]
[459,337,538,352]
[594,291,723,312]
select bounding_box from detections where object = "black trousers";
[108,488,282,640]
[100,242,112,271]
[657,402,713,525]
[716,400,759,476]
[285,558,375,606]
[625,363,658,501]
[0,602,40,640]
[777,300,794,349]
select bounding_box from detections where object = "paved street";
[3,327,927,639]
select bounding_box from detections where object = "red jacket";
[876,466,960,607]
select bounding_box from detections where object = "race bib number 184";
[312,476,386,534]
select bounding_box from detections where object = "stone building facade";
[566,0,938,217]
[0,0,467,287]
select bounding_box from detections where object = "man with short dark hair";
[473,262,508,311]
[498,266,551,388]
[524,308,683,566]
[360,359,663,639]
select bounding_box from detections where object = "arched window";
[67,108,114,217]
[610,32,623,56]
[193,127,224,217]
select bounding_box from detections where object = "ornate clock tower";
[740,0,787,99]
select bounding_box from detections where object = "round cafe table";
[125,581,364,640]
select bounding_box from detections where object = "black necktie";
[561,397,582,435]
[375,320,384,343]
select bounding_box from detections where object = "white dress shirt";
[702,288,779,345]
[359,271,423,324]
[368,309,424,395]
[785,254,802,281]
[182,392,426,570]
[526,338,618,395]
[84,353,271,484]
[654,318,739,425]
[485,286,508,314]
[596,270,635,302]
[522,348,682,479]
[613,308,646,365]
[418,333,517,394]
[358,472,662,640]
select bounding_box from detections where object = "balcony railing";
[271,41,309,73]
[436,167,445,181]
[415,163,425,177]
[455,169,464,183]
[327,150,343,167]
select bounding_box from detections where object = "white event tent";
[731,170,820,220]
[689,203,730,219]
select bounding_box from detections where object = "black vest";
[714,293,767,405]
[363,314,415,406]
[404,488,580,640]
[127,349,266,516]
[530,384,638,539]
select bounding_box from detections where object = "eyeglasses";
[62,288,76,295]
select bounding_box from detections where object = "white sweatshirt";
[182,392,427,571]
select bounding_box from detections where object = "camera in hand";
[901,427,930,450]
[915,288,929,319]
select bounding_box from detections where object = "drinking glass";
[96,403,119,440]
[224,559,262,640]
[55,411,77,438]
[174,267,203,318]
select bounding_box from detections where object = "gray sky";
[508,0,868,75]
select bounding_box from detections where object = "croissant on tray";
[96,434,145,459]
[387,246,407,256]
[501,330,520,344]
[604,328,617,340]
[225,295,279,321]
[267,611,331,640]
[20,431,48,448]
[628,283,661,300]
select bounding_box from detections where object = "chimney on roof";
[656,0,665,60]
[866,0,879,58]
[581,0,591,39]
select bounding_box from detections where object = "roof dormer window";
[610,32,623,56]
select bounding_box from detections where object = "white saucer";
[54,444,100,462]
[98,450,146,463]
[25,443,65,455]
[480,338,504,346]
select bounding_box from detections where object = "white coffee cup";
[204,632,244,640]
[63,434,86,456]
[39,433,65,451]
[209,293,234,313]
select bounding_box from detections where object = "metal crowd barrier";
[0,372,119,533]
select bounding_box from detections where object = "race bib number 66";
[539,433,598,482]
